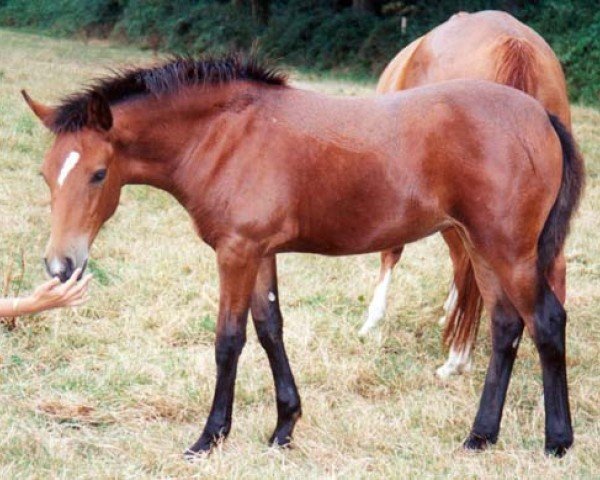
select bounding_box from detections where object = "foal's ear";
[21,90,55,129]
[86,91,113,132]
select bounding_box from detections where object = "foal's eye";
[91,169,107,184]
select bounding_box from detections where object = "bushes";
[522,0,600,104]
[0,0,122,36]
[0,0,598,104]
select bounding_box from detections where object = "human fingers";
[38,277,61,293]
[57,268,82,295]
[64,274,93,298]
[66,295,90,307]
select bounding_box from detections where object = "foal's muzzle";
[44,256,87,283]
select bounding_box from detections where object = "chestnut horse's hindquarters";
[464,113,584,456]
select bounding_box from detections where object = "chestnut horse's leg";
[359,246,404,336]
[439,228,464,326]
[250,256,302,446]
[186,246,261,456]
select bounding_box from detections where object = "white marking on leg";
[359,269,392,336]
[57,151,80,187]
[268,291,276,302]
[512,334,521,349]
[439,282,458,326]
[436,344,472,379]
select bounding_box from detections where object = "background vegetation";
[0,0,598,104]
[0,28,599,478]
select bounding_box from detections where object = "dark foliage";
[0,0,597,104]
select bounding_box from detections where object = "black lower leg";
[533,287,573,457]
[186,314,247,454]
[465,302,524,450]
[251,278,301,446]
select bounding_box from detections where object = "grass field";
[0,29,599,479]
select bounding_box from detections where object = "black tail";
[537,114,585,274]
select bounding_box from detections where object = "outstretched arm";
[0,268,92,317]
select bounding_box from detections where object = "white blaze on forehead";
[57,151,80,187]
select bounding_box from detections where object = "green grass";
[0,29,599,479]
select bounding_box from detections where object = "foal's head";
[23,55,286,282]
[23,90,120,282]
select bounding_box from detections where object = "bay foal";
[362,10,572,379]
[23,55,583,456]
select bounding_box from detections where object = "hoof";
[358,325,371,337]
[268,412,301,448]
[436,364,454,379]
[436,354,472,379]
[463,432,495,451]
[183,448,211,461]
[269,433,293,449]
[436,362,469,379]
[184,432,224,459]
[545,438,573,458]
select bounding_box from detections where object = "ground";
[0,29,598,479]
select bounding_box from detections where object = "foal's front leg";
[250,256,301,446]
[186,247,260,456]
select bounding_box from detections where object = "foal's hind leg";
[359,246,404,336]
[250,256,302,446]
[503,267,573,456]
[547,249,567,304]
[465,258,573,455]
[462,262,524,449]
[516,278,573,456]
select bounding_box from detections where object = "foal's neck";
[113,82,265,206]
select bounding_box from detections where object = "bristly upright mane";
[50,54,287,133]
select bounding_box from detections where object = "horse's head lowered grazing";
[22,90,119,281]
[21,56,286,282]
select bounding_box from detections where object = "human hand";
[22,268,92,314]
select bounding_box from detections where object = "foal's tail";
[494,36,538,95]
[443,113,584,353]
[537,114,585,275]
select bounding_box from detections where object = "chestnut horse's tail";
[443,113,584,354]
[494,36,538,95]
[537,114,585,275]
[442,254,483,354]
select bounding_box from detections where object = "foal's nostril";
[64,257,75,281]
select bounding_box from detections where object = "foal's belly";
[279,201,449,256]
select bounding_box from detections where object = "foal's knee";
[215,331,247,366]
[252,297,283,349]
[491,304,523,352]
[533,293,567,360]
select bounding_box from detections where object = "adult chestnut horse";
[360,10,572,379]
[23,55,583,456]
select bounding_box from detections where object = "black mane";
[50,54,287,133]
